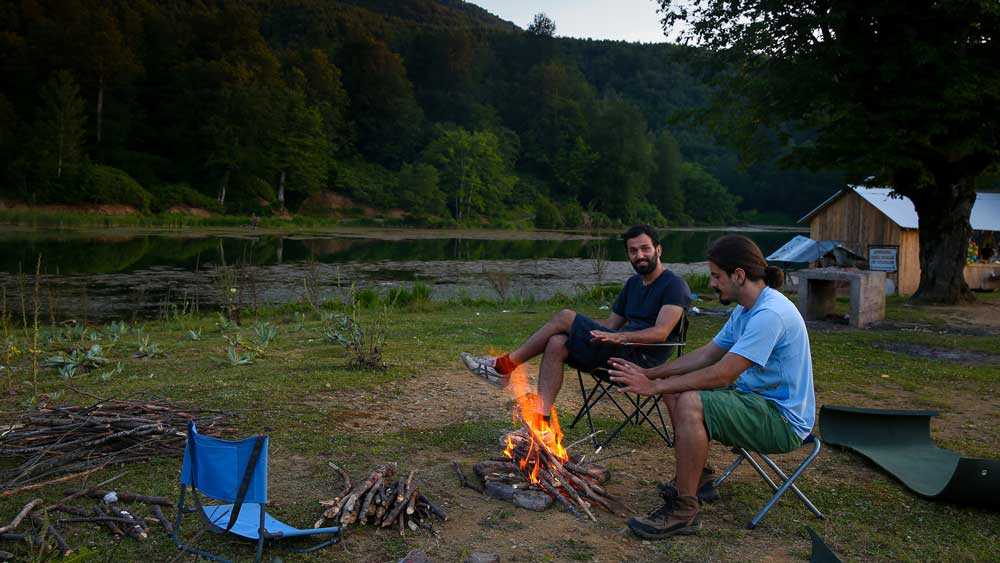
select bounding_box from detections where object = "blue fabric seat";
[173,422,340,562]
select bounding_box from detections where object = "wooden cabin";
[800,187,1000,295]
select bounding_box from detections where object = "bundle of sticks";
[499,429,627,521]
[314,463,447,535]
[0,398,232,495]
[0,486,174,558]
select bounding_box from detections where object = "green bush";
[80,165,152,212]
[635,201,667,227]
[562,200,584,228]
[148,183,222,213]
[534,197,564,229]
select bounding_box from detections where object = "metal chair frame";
[568,316,688,452]
[713,434,825,529]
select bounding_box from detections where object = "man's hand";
[590,330,625,344]
[608,357,657,396]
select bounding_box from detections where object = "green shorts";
[699,389,802,454]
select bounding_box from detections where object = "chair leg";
[747,442,824,529]
[713,449,746,488]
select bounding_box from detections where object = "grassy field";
[1,290,998,561]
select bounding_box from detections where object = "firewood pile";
[314,463,447,536]
[0,398,232,496]
[459,428,628,522]
[0,485,175,558]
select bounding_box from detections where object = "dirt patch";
[872,341,1000,364]
[165,205,213,218]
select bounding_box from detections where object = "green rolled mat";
[819,405,999,508]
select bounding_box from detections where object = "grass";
[0,291,997,561]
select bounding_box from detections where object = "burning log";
[497,429,628,520]
[315,464,446,536]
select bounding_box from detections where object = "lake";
[0,227,802,321]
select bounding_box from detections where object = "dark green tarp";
[819,406,999,507]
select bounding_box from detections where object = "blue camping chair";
[173,422,341,562]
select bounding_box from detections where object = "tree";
[651,129,687,223]
[37,70,87,181]
[679,162,739,225]
[657,0,1000,303]
[271,91,330,208]
[527,13,556,37]
[399,162,446,217]
[585,96,655,221]
[422,127,517,221]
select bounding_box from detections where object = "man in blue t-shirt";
[460,225,691,438]
[608,234,815,540]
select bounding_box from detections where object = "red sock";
[495,354,517,375]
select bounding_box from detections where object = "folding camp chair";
[712,434,825,529]
[568,315,688,451]
[173,422,341,562]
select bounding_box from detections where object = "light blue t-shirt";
[712,287,816,439]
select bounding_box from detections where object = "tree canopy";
[657,0,1000,302]
[0,0,850,229]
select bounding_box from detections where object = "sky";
[471,0,671,43]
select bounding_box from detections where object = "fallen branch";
[0,499,41,533]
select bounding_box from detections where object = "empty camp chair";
[568,315,688,451]
[712,434,825,529]
[173,422,341,562]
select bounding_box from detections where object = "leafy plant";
[323,309,387,371]
[221,344,254,366]
[253,321,278,348]
[215,313,236,332]
[104,320,130,343]
[98,361,124,382]
[44,344,108,378]
[185,329,202,341]
[134,334,161,358]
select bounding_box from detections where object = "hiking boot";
[657,466,720,503]
[460,352,509,388]
[628,495,701,540]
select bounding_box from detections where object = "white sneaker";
[460,352,509,388]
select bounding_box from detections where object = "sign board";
[868,246,898,272]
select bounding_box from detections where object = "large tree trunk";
[909,182,976,304]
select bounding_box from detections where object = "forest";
[0,0,846,227]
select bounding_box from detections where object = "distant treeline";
[0,0,843,227]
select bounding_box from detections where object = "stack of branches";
[0,485,174,558]
[501,429,628,521]
[0,398,232,496]
[314,463,447,536]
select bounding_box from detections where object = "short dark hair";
[707,234,784,289]
[622,224,660,247]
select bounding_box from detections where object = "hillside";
[0,0,842,227]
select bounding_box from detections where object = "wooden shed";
[800,187,1000,295]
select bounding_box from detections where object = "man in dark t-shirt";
[461,225,691,437]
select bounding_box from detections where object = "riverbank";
[0,206,806,236]
[0,292,997,561]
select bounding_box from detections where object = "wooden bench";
[796,268,885,328]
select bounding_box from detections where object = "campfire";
[468,365,628,521]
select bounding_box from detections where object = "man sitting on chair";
[608,234,815,539]
[460,224,691,440]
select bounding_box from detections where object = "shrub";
[80,165,152,212]
[534,197,564,229]
[148,183,222,213]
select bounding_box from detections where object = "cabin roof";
[799,186,1000,231]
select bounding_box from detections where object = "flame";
[500,361,569,484]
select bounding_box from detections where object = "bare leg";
[668,391,709,497]
[536,334,570,416]
[508,309,576,365]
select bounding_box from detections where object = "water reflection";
[0,229,798,320]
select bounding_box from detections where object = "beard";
[631,258,656,275]
[716,289,731,305]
